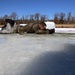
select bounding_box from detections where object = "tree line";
[0,12,75,25]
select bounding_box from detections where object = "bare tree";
[54,13,59,24]
[30,15,34,21]
[34,13,40,22]
[40,15,48,21]
[2,14,9,20]
[21,15,25,23]
[59,12,65,24]
[23,15,29,23]
[25,15,29,20]
[71,16,75,24]
[67,12,72,24]
[9,12,18,20]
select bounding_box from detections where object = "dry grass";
[56,24,75,28]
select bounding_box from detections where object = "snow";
[0,34,75,75]
[55,28,75,33]
[19,24,27,26]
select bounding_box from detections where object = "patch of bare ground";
[56,24,75,28]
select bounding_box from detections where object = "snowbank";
[55,28,75,33]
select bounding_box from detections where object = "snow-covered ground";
[0,33,75,75]
[55,28,75,33]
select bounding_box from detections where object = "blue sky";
[0,0,75,19]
